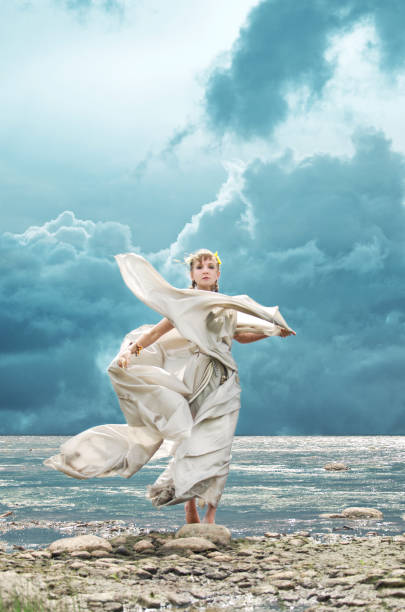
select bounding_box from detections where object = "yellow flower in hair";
[213,251,222,265]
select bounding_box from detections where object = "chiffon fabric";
[45,254,292,508]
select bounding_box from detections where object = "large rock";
[161,536,217,553]
[176,523,231,546]
[324,462,349,471]
[341,507,383,519]
[48,534,112,555]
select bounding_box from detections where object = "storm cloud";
[2,130,404,435]
[0,212,156,434]
[205,0,405,138]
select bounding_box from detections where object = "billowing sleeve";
[235,312,282,337]
[115,253,293,369]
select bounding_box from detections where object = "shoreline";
[1,514,404,550]
[1,524,404,611]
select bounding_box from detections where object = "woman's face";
[190,256,220,291]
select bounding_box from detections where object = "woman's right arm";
[118,317,174,368]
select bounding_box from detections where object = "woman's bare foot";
[185,499,200,524]
[202,503,216,524]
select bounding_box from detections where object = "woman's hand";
[118,349,133,368]
[280,328,296,337]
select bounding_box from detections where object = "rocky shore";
[1,523,405,611]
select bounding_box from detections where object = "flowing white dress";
[45,254,292,508]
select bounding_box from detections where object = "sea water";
[0,436,404,548]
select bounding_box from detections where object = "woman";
[45,249,295,525]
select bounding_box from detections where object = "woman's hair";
[185,248,220,292]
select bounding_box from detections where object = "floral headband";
[213,251,222,265]
[179,250,222,266]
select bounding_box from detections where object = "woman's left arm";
[234,328,296,343]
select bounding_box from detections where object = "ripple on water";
[0,435,404,545]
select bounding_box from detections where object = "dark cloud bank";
[2,131,404,435]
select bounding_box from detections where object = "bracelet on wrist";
[130,343,143,356]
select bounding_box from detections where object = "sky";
[1,0,405,435]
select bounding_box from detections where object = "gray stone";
[377,589,405,598]
[324,462,349,471]
[339,598,375,607]
[205,570,229,580]
[86,592,122,604]
[141,563,158,574]
[109,535,127,546]
[251,584,278,595]
[115,545,130,555]
[31,550,52,559]
[69,561,85,570]
[166,591,192,606]
[317,592,332,601]
[171,565,192,576]
[264,532,281,538]
[137,592,167,608]
[135,568,153,579]
[341,507,383,519]
[176,523,231,546]
[376,578,405,589]
[91,548,111,557]
[273,580,295,590]
[49,534,112,555]
[133,539,154,553]
[185,587,208,600]
[238,580,253,588]
[209,552,233,562]
[270,570,296,580]
[70,550,91,558]
[393,535,405,543]
[161,536,217,553]
[281,592,299,601]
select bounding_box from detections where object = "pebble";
[133,539,155,553]
[377,589,405,599]
[137,592,167,608]
[251,584,278,595]
[166,590,192,606]
[264,531,281,538]
[91,548,110,557]
[115,545,130,556]
[70,550,91,559]
[376,578,405,588]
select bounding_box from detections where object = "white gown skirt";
[45,332,241,509]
